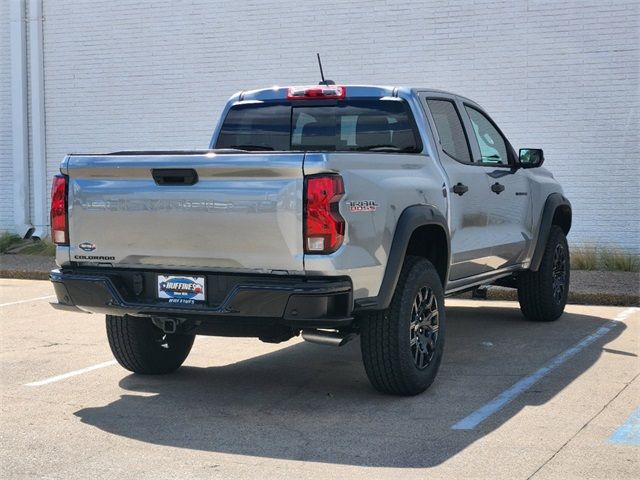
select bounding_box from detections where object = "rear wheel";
[518,225,570,321]
[360,256,445,396]
[106,315,195,374]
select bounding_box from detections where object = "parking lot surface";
[1,278,638,479]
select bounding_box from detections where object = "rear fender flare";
[355,204,450,311]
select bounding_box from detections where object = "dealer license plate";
[157,275,206,305]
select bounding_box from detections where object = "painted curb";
[456,287,639,307]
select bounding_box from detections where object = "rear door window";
[215,100,421,153]
[425,99,472,163]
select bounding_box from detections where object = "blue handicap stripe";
[609,406,640,445]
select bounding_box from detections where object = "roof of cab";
[235,84,474,104]
[238,85,396,101]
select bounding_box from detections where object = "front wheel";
[106,315,195,374]
[518,225,570,321]
[359,256,445,396]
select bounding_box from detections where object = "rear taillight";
[50,174,68,245]
[287,85,346,100]
[304,175,345,254]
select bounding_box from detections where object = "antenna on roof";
[316,53,335,86]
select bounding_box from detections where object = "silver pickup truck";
[49,84,571,395]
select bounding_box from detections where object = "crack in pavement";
[527,371,640,479]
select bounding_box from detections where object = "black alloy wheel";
[410,286,440,370]
[551,244,567,304]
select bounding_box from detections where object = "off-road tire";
[360,256,445,396]
[106,315,195,374]
[518,225,570,322]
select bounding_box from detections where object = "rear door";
[460,104,533,268]
[420,94,495,280]
[65,152,305,273]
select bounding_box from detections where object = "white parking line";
[451,307,639,430]
[0,295,55,307]
[24,360,117,387]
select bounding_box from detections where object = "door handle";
[491,182,505,194]
[152,168,199,186]
[452,183,469,196]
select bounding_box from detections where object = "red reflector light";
[287,85,346,100]
[304,175,345,254]
[50,174,68,245]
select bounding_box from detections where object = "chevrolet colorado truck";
[49,84,571,395]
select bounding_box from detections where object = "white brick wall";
[2,0,639,251]
[0,0,13,232]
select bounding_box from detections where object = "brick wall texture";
[0,0,638,251]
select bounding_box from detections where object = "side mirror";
[518,148,544,169]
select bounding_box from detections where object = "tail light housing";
[304,174,345,254]
[50,174,68,245]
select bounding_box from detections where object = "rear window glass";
[215,100,421,153]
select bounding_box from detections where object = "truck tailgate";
[63,152,305,273]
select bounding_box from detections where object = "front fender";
[530,193,572,271]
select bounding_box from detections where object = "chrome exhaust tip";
[301,329,356,347]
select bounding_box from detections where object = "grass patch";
[571,247,598,271]
[0,232,56,256]
[571,246,639,272]
[0,232,23,253]
[600,249,640,272]
[16,240,56,256]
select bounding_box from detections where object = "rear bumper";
[50,268,353,329]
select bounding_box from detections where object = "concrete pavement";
[1,279,638,479]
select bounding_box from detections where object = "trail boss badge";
[347,200,378,212]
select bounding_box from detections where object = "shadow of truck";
[75,303,626,468]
